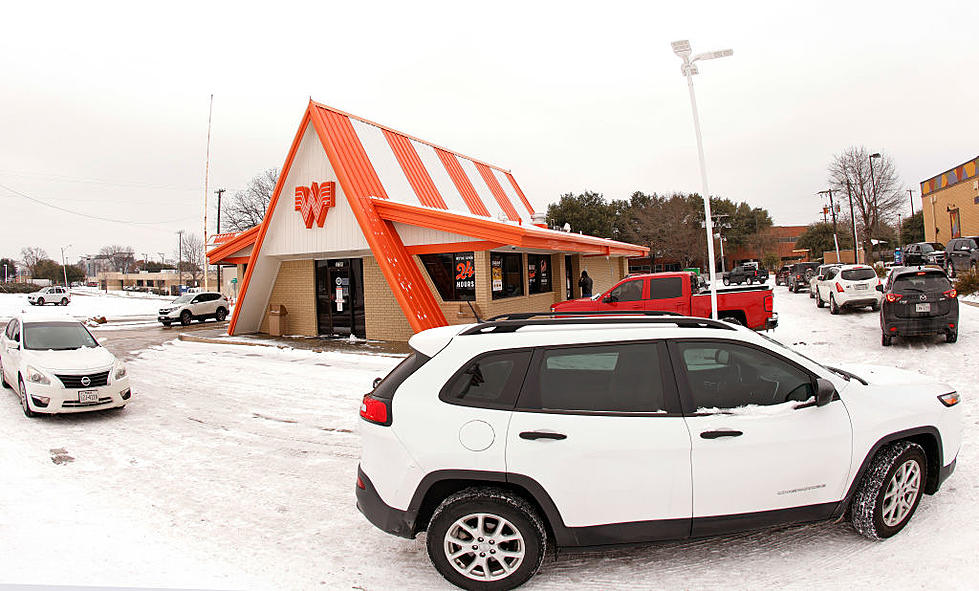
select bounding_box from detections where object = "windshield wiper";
[827,366,868,385]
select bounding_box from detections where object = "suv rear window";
[371,351,430,401]
[841,268,876,281]
[893,272,951,292]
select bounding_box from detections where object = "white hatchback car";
[1,314,131,416]
[356,312,960,590]
[27,286,71,306]
[815,264,883,313]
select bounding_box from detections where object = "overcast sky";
[2,0,977,266]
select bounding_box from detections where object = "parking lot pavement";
[90,320,230,360]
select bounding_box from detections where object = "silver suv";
[158,292,230,326]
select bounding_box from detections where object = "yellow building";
[921,155,979,244]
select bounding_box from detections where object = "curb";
[177,333,283,348]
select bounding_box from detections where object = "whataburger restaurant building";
[208,101,648,342]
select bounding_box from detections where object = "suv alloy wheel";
[851,441,926,540]
[180,310,193,326]
[427,488,546,590]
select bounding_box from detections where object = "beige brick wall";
[364,256,415,342]
[259,259,317,336]
[923,181,979,243]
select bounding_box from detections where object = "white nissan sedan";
[0,314,131,417]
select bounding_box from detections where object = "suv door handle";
[520,431,567,441]
[700,429,743,439]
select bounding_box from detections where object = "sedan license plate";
[78,390,100,404]
[915,303,931,313]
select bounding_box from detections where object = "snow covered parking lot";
[0,289,976,589]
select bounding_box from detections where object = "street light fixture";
[671,39,734,320]
[60,244,72,289]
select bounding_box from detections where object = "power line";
[0,169,198,192]
[0,182,196,226]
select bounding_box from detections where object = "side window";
[609,279,644,302]
[519,342,668,413]
[676,341,814,411]
[648,277,683,300]
[4,321,12,340]
[441,350,531,409]
[12,321,20,342]
[191,295,202,304]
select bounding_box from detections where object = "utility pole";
[868,153,882,265]
[818,190,841,263]
[177,230,185,294]
[845,177,860,264]
[908,188,914,216]
[60,244,71,288]
[215,188,225,292]
[202,94,214,292]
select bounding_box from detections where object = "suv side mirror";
[815,378,836,407]
[875,284,883,292]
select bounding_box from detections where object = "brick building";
[207,101,646,341]
[725,225,809,265]
[921,155,979,243]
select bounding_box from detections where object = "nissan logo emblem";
[80,376,91,387]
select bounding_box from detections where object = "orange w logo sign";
[294,181,336,228]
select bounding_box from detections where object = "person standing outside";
[578,270,593,298]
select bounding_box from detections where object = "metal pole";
[215,188,225,292]
[908,188,914,216]
[828,190,840,262]
[61,247,69,288]
[868,155,879,265]
[684,68,719,319]
[846,177,859,264]
[177,230,184,294]
[202,94,214,292]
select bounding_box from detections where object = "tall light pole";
[177,230,185,294]
[215,188,225,292]
[671,39,733,320]
[868,152,881,264]
[60,244,72,288]
[907,188,914,216]
[818,190,841,262]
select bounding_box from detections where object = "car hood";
[22,346,116,373]
[839,363,953,391]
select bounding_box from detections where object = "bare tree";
[174,232,205,286]
[224,168,279,232]
[19,246,48,277]
[98,245,136,273]
[828,147,904,260]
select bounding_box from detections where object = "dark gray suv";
[878,267,959,346]
[944,236,979,276]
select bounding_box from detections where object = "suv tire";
[60,297,68,306]
[830,294,840,315]
[816,293,825,308]
[851,441,926,540]
[215,307,228,322]
[37,297,45,306]
[946,330,958,343]
[180,310,192,326]
[426,488,546,591]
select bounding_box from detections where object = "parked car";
[356,312,961,589]
[808,264,841,299]
[903,242,946,267]
[158,292,230,326]
[879,267,959,346]
[551,271,777,330]
[787,262,821,293]
[944,236,979,276]
[814,265,882,314]
[775,265,792,286]
[27,286,70,306]
[0,314,131,416]
[755,266,770,282]
[722,264,762,286]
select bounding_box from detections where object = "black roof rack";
[459,311,736,335]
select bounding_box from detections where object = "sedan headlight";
[25,365,51,385]
[113,361,127,381]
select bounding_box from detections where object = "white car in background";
[158,292,230,326]
[815,264,883,314]
[0,314,131,417]
[808,264,840,299]
[27,286,71,306]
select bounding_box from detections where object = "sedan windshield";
[23,322,99,351]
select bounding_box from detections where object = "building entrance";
[315,258,365,337]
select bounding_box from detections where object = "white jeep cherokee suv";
[158,292,229,326]
[356,312,961,590]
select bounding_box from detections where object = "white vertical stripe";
[458,157,507,221]
[492,168,533,221]
[349,118,420,206]
[412,140,477,215]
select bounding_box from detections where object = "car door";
[670,339,852,534]
[3,320,22,385]
[506,341,692,539]
[602,278,646,311]
[645,276,686,314]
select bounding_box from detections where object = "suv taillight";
[943,289,957,298]
[885,293,902,303]
[360,394,391,425]
[835,282,844,293]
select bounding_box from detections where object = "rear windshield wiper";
[826,366,868,385]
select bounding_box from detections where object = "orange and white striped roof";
[310,102,537,224]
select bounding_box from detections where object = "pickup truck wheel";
[851,441,926,540]
[427,488,546,591]
[830,294,840,315]
[722,278,730,286]
[180,310,192,326]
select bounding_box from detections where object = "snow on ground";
[1,287,977,589]
[0,290,174,323]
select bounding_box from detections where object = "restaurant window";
[491,252,524,300]
[419,252,475,301]
[527,254,553,294]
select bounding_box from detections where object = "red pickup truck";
[551,271,778,330]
